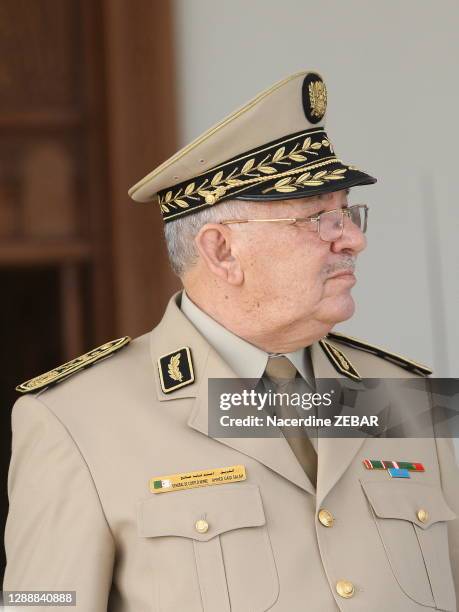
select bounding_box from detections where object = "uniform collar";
[149,292,366,501]
[181,290,315,386]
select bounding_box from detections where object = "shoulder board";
[326,331,432,377]
[16,336,131,394]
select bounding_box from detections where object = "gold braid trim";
[161,159,348,221]
[201,157,346,203]
[159,134,340,213]
[162,157,347,221]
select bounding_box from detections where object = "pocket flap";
[137,484,265,541]
[361,480,457,529]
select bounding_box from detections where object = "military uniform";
[4,291,459,611]
[4,71,459,610]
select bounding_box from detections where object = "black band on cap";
[158,127,376,223]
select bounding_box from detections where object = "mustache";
[323,256,356,276]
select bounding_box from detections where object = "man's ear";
[194,224,244,285]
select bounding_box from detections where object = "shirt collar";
[180,290,314,386]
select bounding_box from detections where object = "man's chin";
[321,295,356,326]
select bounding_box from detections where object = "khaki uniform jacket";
[4,293,459,611]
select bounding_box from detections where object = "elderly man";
[4,71,459,611]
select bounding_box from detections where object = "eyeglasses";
[220,204,369,242]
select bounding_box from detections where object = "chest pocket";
[361,480,457,611]
[137,483,279,612]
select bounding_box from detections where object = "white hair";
[163,199,257,277]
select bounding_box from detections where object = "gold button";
[336,580,355,598]
[318,508,335,528]
[195,519,209,534]
[417,509,429,523]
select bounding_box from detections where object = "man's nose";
[331,215,367,254]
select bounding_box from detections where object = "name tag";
[150,464,247,493]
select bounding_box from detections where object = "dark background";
[0,0,180,581]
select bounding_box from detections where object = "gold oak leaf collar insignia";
[16,337,131,394]
[319,339,362,381]
[158,347,195,394]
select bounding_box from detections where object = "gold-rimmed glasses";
[220,204,369,242]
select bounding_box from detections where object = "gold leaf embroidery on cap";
[159,131,332,212]
[262,167,347,194]
[309,80,327,119]
[168,353,183,382]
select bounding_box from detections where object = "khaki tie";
[264,356,318,487]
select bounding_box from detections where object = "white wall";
[172,0,459,378]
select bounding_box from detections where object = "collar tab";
[158,346,195,394]
[319,339,362,381]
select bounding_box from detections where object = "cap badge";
[302,73,327,123]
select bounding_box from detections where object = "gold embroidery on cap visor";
[157,128,376,222]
